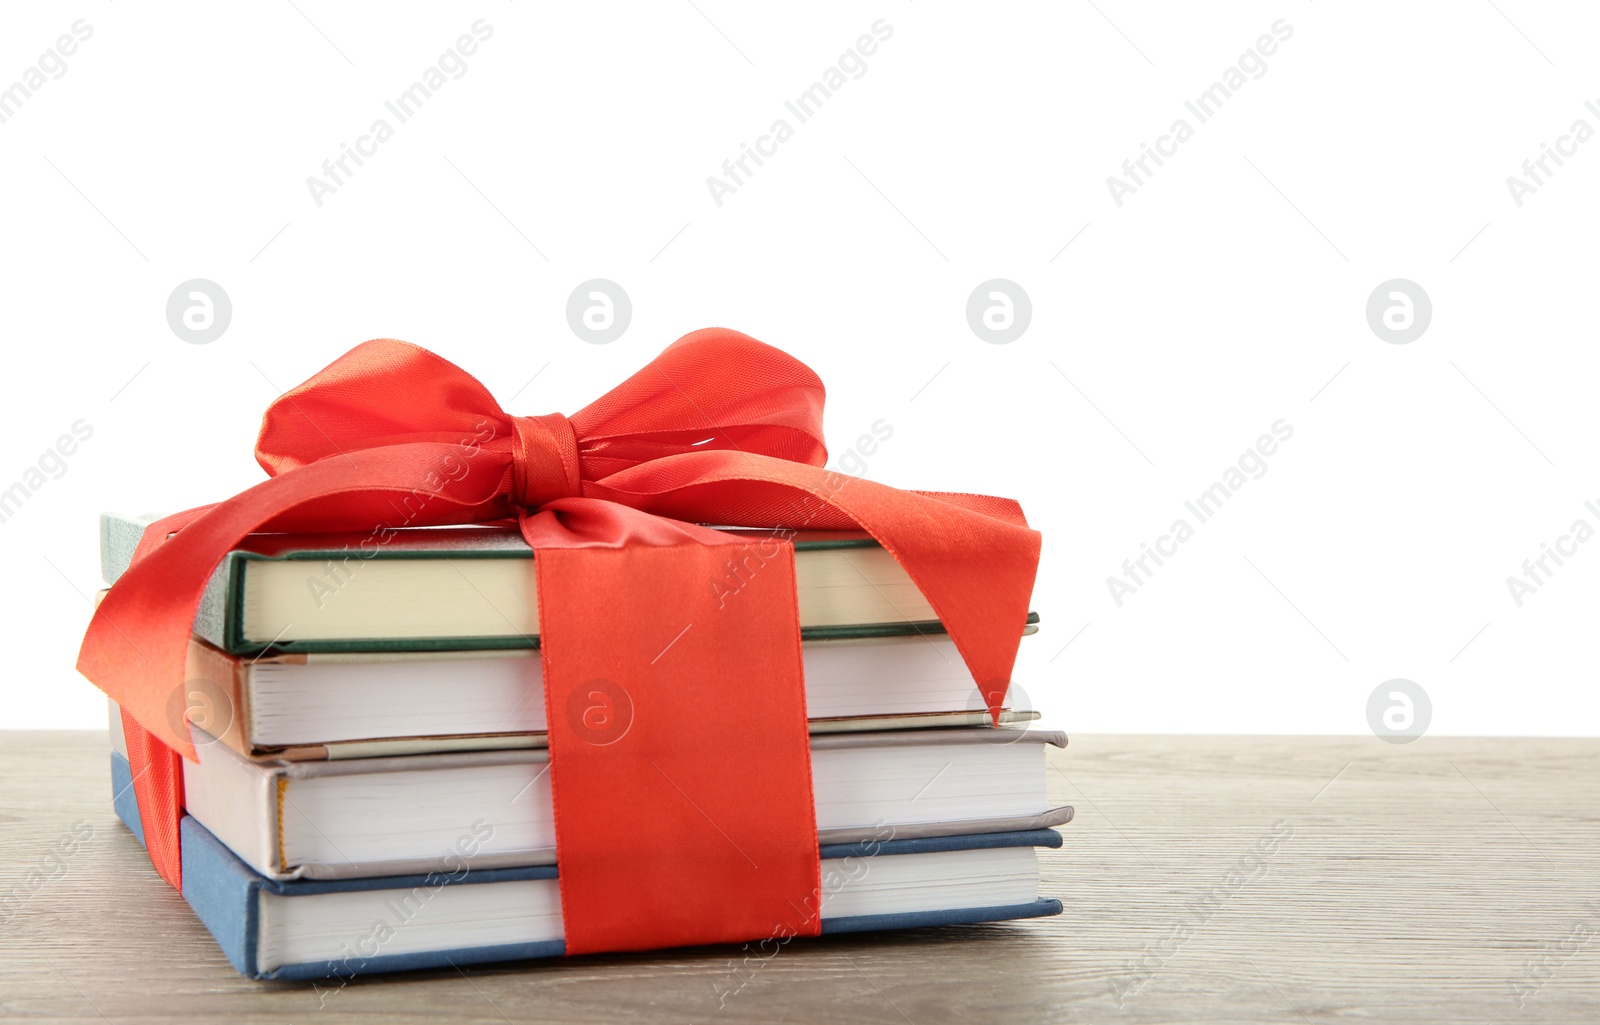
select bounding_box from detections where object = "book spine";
[186,639,253,757]
[204,555,236,652]
[97,511,231,648]
[99,512,156,585]
[177,817,268,978]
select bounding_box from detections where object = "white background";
[3,1,1596,736]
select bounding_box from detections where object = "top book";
[101,513,1038,655]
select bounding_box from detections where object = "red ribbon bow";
[79,328,1040,955]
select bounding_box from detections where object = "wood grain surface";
[2,731,1596,1024]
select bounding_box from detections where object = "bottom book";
[111,752,1064,979]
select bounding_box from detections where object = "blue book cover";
[112,751,1063,980]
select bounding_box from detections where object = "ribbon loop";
[511,412,582,509]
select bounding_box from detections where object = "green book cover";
[100,513,1037,655]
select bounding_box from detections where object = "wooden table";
[3,732,1596,1024]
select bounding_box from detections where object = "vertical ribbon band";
[528,502,820,953]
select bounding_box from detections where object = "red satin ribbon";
[526,502,820,953]
[78,328,1040,953]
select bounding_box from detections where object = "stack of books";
[100,513,1070,979]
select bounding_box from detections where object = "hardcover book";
[102,513,1039,655]
[112,756,1065,981]
[151,630,1039,759]
[111,712,1072,881]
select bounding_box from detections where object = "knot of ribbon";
[509,412,582,509]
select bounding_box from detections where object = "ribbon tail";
[118,707,186,888]
[101,506,212,890]
[77,443,513,760]
[586,456,1042,722]
[81,444,514,891]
